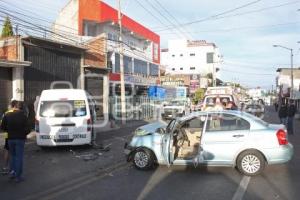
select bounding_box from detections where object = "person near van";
[278,102,287,125]
[287,100,297,135]
[0,107,14,174]
[0,100,30,182]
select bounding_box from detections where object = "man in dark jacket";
[0,100,29,183]
[287,100,297,135]
[278,102,288,125]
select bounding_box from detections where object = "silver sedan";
[124,110,293,176]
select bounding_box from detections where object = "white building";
[276,68,300,100]
[247,88,266,100]
[161,39,221,76]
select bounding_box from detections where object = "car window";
[39,100,87,117]
[206,114,250,132]
[182,117,205,129]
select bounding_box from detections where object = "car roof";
[40,89,87,101]
[178,110,266,128]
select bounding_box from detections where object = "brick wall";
[0,37,18,60]
[84,36,107,68]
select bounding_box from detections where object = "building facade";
[53,0,160,96]
[276,68,300,106]
[161,39,221,75]
[0,36,110,120]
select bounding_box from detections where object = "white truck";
[161,99,191,120]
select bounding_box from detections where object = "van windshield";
[39,100,87,117]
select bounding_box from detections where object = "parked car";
[245,104,264,118]
[124,110,293,176]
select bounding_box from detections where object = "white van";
[35,89,97,146]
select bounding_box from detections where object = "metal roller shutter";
[0,67,12,115]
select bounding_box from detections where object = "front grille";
[54,139,74,143]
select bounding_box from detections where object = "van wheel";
[133,148,154,170]
[237,150,265,176]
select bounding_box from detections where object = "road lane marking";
[232,176,251,200]
[22,162,129,200]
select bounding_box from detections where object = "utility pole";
[118,0,126,124]
[290,48,294,99]
[273,45,294,100]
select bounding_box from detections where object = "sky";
[0,0,299,89]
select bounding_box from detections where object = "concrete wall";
[52,0,79,43]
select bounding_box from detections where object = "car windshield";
[205,97,231,105]
[167,101,184,106]
[39,100,87,117]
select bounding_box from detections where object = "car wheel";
[237,150,265,176]
[133,148,154,170]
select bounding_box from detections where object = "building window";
[115,53,120,73]
[207,52,214,64]
[180,68,183,70]
[124,56,132,74]
[190,67,195,70]
[153,43,159,61]
[172,55,175,57]
[190,53,195,56]
[172,68,175,71]
[108,33,113,40]
[149,64,159,77]
[134,59,148,76]
[180,54,183,57]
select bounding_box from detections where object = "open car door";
[161,119,176,166]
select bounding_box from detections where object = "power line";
[143,0,191,39]
[220,68,276,76]
[133,0,182,39]
[160,20,300,35]
[155,1,300,32]
[152,0,194,39]
[0,2,80,34]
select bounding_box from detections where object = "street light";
[273,44,294,99]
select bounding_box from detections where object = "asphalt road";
[0,107,299,200]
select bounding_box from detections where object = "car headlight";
[134,128,150,136]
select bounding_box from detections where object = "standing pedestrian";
[0,100,30,183]
[274,102,278,112]
[287,100,297,135]
[278,102,288,125]
[0,105,14,174]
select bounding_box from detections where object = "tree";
[1,16,14,38]
[193,88,206,104]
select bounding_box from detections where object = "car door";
[161,119,176,166]
[201,113,250,165]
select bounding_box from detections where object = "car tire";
[133,148,155,170]
[236,150,265,176]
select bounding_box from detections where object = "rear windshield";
[241,112,268,127]
[205,96,232,105]
[39,100,87,117]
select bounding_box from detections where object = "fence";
[108,96,164,122]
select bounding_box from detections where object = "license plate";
[58,135,69,139]
[168,115,172,117]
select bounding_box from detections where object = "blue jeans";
[280,117,287,125]
[8,139,25,179]
[287,117,294,135]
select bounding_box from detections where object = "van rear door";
[38,100,89,142]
